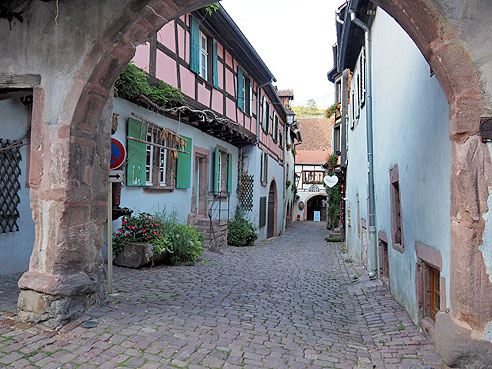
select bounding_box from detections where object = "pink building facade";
[112,7,289,242]
[133,12,285,165]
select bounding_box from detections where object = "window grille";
[238,174,254,211]
[0,139,21,233]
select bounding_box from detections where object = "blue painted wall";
[0,99,35,275]
[112,98,240,226]
[345,8,450,322]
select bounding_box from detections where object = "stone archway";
[368,1,492,365]
[2,0,211,327]
[2,1,492,362]
[303,193,327,221]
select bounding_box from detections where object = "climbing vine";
[325,154,342,230]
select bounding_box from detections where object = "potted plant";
[113,213,172,268]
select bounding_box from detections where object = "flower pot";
[114,242,167,268]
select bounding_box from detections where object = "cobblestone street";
[0,222,441,368]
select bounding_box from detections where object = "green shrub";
[165,223,203,265]
[113,209,203,265]
[228,207,258,247]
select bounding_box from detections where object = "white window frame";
[199,31,208,80]
[159,139,167,186]
[145,126,154,186]
[262,96,267,131]
[217,151,222,193]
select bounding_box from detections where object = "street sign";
[109,170,124,183]
[110,138,126,170]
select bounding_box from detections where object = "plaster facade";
[0,98,35,275]
[345,3,450,331]
[111,97,240,224]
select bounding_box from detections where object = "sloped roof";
[296,117,334,151]
[296,150,329,165]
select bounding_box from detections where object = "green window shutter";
[190,15,200,74]
[237,67,244,111]
[227,153,233,195]
[126,118,147,186]
[213,146,219,195]
[176,136,192,189]
[212,39,219,88]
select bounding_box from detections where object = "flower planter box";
[114,242,166,268]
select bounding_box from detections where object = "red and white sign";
[110,138,126,170]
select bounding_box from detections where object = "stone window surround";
[215,144,229,198]
[390,165,404,253]
[190,146,210,218]
[378,231,390,286]
[260,151,268,187]
[415,241,446,341]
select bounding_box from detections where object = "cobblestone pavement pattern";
[0,222,441,368]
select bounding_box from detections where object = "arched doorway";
[306,195,326,221]
[267,180,277,238]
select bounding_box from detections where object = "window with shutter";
[249,80,253,115]
[360,47,366,106]
[273,114,279,143]
[213,146,229,195]
[237,67,244,111]
[190,15,200,74]
[261,96,267,132]
[212,39,219,88]
[227,153,232,194]
[199,31,208,80]
[126,118,147,186]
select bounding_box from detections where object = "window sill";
[196,75,213,89]
[261,180,267,187]
[143,185,174,193]
[213,193,229,199]
[392,242,404,254]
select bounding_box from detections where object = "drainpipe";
[349,10,377,279]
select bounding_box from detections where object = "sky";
[220,0,341,109]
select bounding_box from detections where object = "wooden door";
[267,184,276,238]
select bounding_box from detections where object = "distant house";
[294,117,334,221]
[111,6,289,245]
[277,90,298,229]
[329,0,450,339]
